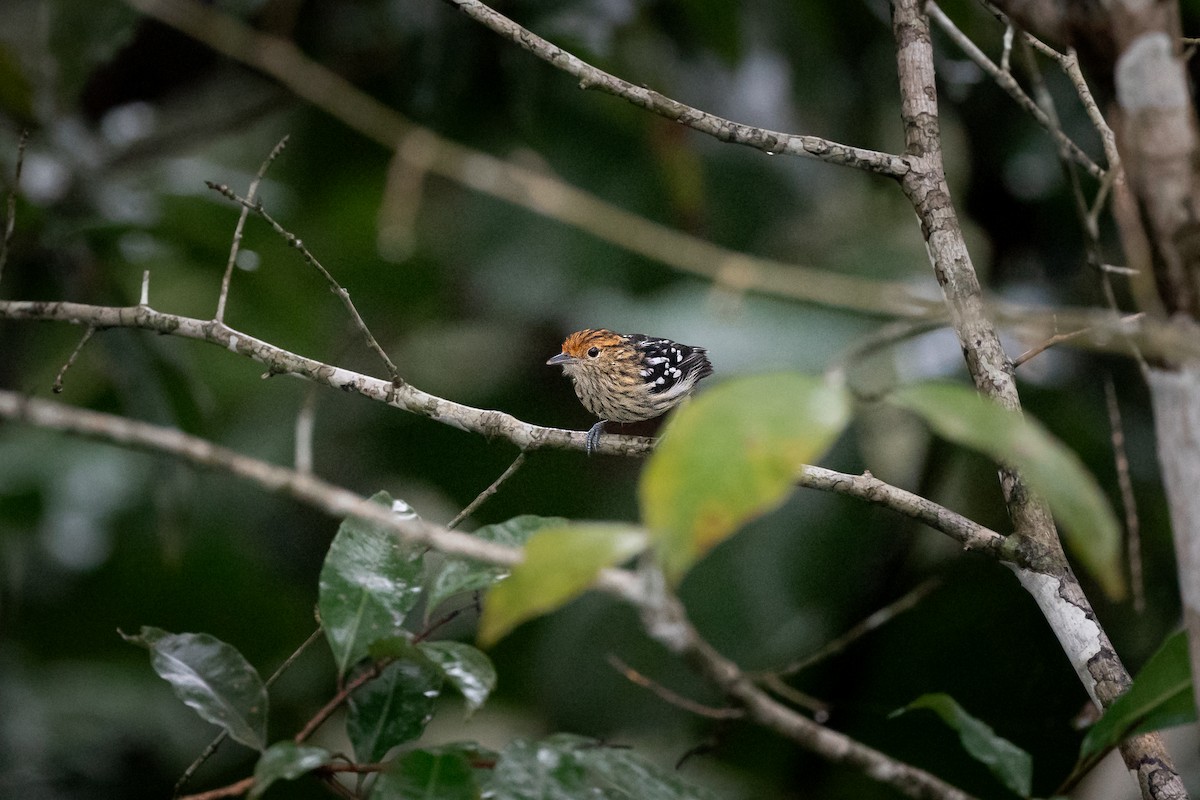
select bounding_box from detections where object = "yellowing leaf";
[639,374,850,583]
[477,525,646,648]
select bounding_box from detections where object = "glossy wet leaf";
[893,382,1125,599]
[477,524,646,648]
[484,734,721,800]
[319,491,424,676]
[346,657,443,763]
[250,742,333,798]
[370,748,478,800]
[639,373,850,582]
[418,640,497,716]
[122,626,267,751]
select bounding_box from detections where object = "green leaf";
[639,373,850,583]
[319,491,424,676]
[1078,631,1196,768]
[476,524,646,648]
[418,641,497,717]
[250,742,333,799]
[346,657,443,763]
[570,736,724,800]
[484,735,721,800]
[893,693,1032,797]
[892,382,1126,599]
[370,748,478,800]
[485,738,595,800]
[122,626,268,751]
[425,516,565,617]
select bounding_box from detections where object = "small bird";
[547,328,714,453]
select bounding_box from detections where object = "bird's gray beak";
[546,352,573,366]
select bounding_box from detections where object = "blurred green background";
[0,0,1195,797]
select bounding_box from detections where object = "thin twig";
[446,452,527,530]
[926,2,1103,178]
[753,674,830,720]
[0,129,27,290]
[767,579,940,679]
[206,181,402,382]
[215,135,288,323]
[295,658,394,743]
[52,327,96,394]
[1012,37,1148,379]
[1062,48,1121,176]
[1104,376,1145,613]
[1011,313,1144,368]
[178,776,255,800]
[415,601,479,642]
[607,654,745,720]
[442,0,909,176]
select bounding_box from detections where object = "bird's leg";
[585,420,607,455]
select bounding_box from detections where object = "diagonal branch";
[440,0,911,177]
[927,2,1103,179]
[890,2,1184,797]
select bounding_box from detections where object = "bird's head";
[546,329,630,376]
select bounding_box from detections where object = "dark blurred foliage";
[0,0,1195,798]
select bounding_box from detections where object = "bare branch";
[442,0,910,177]
[1104,375,1145,613]
[447,452,528,530]
[0,299,651,456]
[796,466,1010,557]
[766,579,940,679]
[0,389,525,568]
[927,2,1103,179]
[215,135,288,323]
[52,326,96,394]
[206,180,402,382]
[1011,313,1144,368]
[639,579,979,800]
[607,654,745,720]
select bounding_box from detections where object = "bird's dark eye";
[587,347,600,358]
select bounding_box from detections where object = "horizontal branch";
[0,297,1027,569]
[0,298,652,456]
[0,389,523,567]
[442,0,911,178]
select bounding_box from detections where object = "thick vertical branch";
[993,0,1200,728]
[890,2,1185,798]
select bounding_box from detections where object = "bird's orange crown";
[558,329,624,358]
